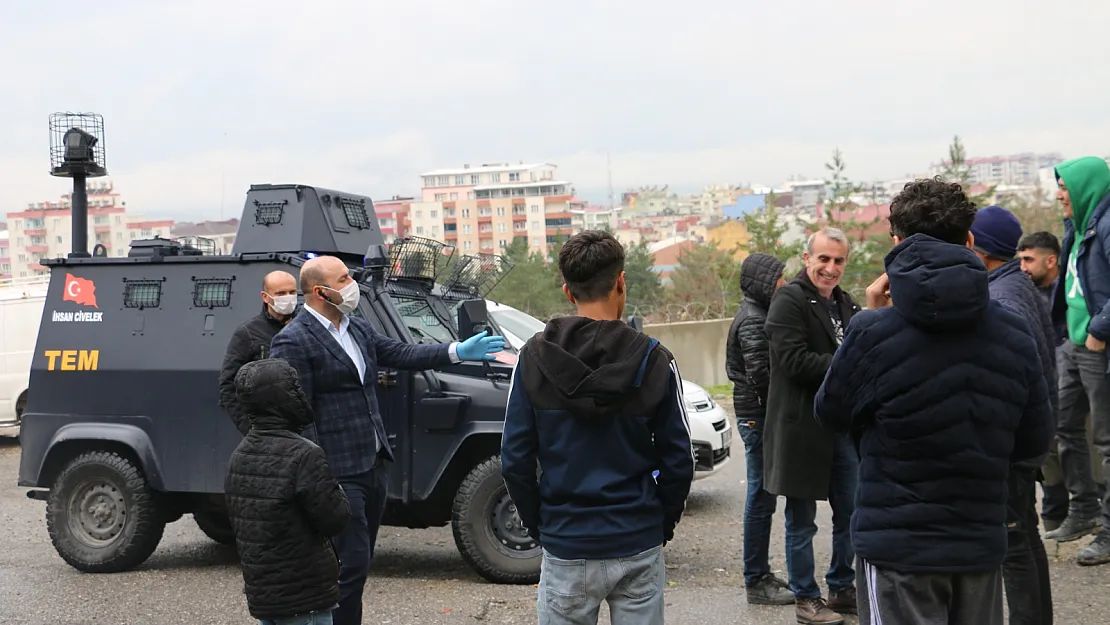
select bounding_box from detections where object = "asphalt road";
[2,419,1109,625]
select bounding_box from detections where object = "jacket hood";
[234,358,315,430]
[740,253,786,308]
[1056,156,1110,234]
[523,316,664,417]
[885,233,990,330]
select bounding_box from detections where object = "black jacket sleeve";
[295,445,352,537]
[737,313,771,402]
[651,356,696,542]
[765,288,833,387]
[218,324,256,436]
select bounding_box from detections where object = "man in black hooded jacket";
[724,252,792,606]
[501,230,695,625]
[224,358,352,625]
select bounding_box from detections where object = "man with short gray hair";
[764,227,862,624]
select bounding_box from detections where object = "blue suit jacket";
[270,310,452,477]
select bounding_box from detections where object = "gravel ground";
[2,417,1109,625]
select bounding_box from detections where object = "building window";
[498,223,506,233]
[531,204,540,213]
[435,193,446,201]
[462,209,471,218]
[455,175,466,185]
[416,226,425,234]
[491,173,501,183]
[467,191,476,200]
[415,210,423,219]
[463,224,472,234]
[509,172,520,182]
[464,240,472,250]
[450,192,458,201]
[496,207,506,216]
[437,176,449,185]
[470,175,479,184]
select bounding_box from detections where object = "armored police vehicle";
[17,183,541,584]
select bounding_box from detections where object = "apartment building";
[411,162,578,256]
[0,229,9,279]
[930,152,1063,186]
[169,219,239,254]
[5,182,173,278]
[373,196,412,245]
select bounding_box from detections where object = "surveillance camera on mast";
[49,112,108,258]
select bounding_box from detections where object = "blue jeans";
[260,608,334,625]
[737,413,781,586]
[784,432,858,599]
[537,544,666,625]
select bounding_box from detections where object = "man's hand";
[1086,333,1107,353]
[866,273,892,310]
[456,330,507,361]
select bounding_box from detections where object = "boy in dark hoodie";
[224,358,352,625]
[500,229,695,625]
[813,177,1053,625]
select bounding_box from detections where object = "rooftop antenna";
[49,112,108,258]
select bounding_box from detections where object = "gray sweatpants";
[857,558,1003,625]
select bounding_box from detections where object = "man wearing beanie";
[971,205,1057,625]
[1047,156,1110,566]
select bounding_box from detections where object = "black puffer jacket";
[218,305,297,436]
[725,253,786,416]
[224,358,351,621]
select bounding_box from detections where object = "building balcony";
[95,225,111,233]
[477,214,492,223]
[513,231,528,238]
[444,217,457,224]
[27,245,49,253]
[512,212,527,221]
[444,231,458,240]
[24,229,47,237]
[29,263,46,271]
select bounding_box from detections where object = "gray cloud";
[2,0,1107,219]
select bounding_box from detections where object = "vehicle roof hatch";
[231,184,385,262]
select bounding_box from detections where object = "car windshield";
[391,296,457,345]
[489,307,546,342]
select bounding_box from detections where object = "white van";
[0,276,51,428]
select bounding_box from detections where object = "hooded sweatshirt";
[726,253,786,415]
[500,316,695,560]
[1056,156,1110,344]
[814,234,1053,574]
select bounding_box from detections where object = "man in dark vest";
[764,227,861,625]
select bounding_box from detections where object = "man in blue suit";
[270,254,505,625]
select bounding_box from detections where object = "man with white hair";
[764,227,862,625]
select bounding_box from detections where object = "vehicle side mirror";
[456,299,490,339]
[627,315,644,332]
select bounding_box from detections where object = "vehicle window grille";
[253,199,286,225]
[337,196,371,230]
[123,279,163,309]
[192,277,233,308]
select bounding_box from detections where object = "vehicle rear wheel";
[46,450,165,573]
[451,456,541,584]
[193,510,236,546]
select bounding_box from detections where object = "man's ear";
[617,271,626,295]
[966,231,976,250]
[1048,254,1059,269]
[562,283,575,304]
[892,235,902,246]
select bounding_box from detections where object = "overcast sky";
[3,0,1108,221]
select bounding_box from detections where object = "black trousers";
[858,557,1003,625]
[332,464,389,625]
[1003,466,1053,625]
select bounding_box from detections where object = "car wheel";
[46,450,166,573]
[451,456,541,584]
[193,510,236,546]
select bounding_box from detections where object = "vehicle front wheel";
[46,450,166,573]
[451,456,541,584]
[193,510,236,546]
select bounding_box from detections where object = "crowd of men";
[206,155,1110,625]
[726,155,1110,625]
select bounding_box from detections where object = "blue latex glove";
[456,330,507,361]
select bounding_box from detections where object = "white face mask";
[322,281,360,315]
[268,294,297,316]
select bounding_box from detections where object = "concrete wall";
[644,318,731,388]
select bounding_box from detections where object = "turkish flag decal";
[63,273,98,308]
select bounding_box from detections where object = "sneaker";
[1078,531,1110,566]
[1045,514,1099,542]
[795,597,844,625]
[827,586,857,615]
[745,573,795,605]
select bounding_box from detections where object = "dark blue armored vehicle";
[16,183,541,584]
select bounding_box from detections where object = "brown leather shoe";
[795,597,845,624]
[828,586,857,614]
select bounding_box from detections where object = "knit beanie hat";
[970,205,1023,260]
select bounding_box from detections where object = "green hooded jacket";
[1059,156,1110,344]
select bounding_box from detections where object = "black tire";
[193,510,236,546]
[451,456,541,584]
[46,450,166,573]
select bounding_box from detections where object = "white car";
[485,301,732,480]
